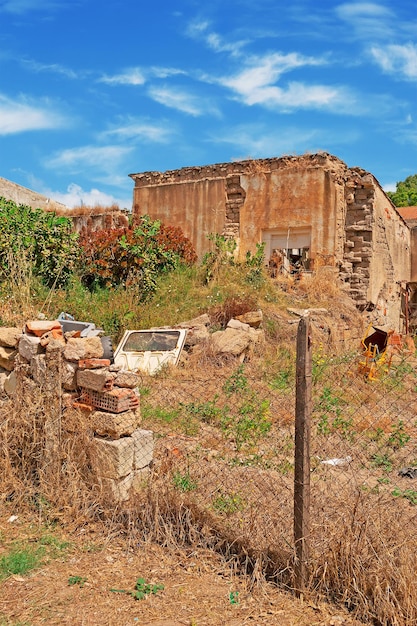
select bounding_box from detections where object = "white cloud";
[210,123,361,158]
[0,94,66,134]
[148,85,218,116]
[0,0,66,13]
[211,125,320,157]
[150,67,186,79]
[99,68,145,86]
[102,118,174,143]
[46,183,132,210]
[335,2,394,38]
[45,145,133,174]
[215,52,354,112]
[187,19,248,57]
[22,59,80,79]
[370,44,417,80]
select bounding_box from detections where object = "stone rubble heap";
[0,320,153,503]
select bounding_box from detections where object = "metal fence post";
[294,314,312,596]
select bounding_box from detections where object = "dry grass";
[2,266,417,624]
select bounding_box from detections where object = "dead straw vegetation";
[1,266,417,624]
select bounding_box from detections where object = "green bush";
[0,197,79,288]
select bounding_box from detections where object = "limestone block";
[113,370,141,389]
[227,318,250,331]
[132,429,154,469]
[91,409,138,439]
[62,361,78,391]
[30,354,47,384]
[235,310,263,328]
[98,473,134,502]
[131,467,151,493]
[0,327,22,348]
[90,436,134,478]
[19,334,43,361]
[249,328,265,344]
[0,372,9,394]
[211,328,251,356]
[77,367,114,392]
[0,346,17,371]
[64,336,104,362]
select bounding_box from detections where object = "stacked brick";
[0,319,153,503]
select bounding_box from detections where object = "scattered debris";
[321,456,353,467]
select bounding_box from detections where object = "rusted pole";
[294,314,312,597]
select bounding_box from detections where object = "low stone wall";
[0,321,152,503]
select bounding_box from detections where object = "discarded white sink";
[113,329,187,375]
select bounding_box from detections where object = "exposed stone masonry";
[223,175,245,240]
[340,175,375,309]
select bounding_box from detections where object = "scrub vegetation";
[1,198,417,625]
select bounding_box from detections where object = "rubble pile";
[0,319,153,502]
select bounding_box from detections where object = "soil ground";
[0,516,366,626]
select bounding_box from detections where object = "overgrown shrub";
[79,215,196,300]
[0,197,79,288]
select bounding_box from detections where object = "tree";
[386,174,417,207]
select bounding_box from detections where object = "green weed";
[387,420,410,450]
[68,575,87,587]
[212,492,244,515]
[371,453,393,473]
[111,577,164,600]
[172,471,198,493]
[392,487,417,505]
[0,546,44,580]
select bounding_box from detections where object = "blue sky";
[1,0,417,209]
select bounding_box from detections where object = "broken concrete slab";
[132,429,154,469]
[91,409,138,439]
[131,466,151,493]
[62,361,78,391]
[90,436,134,479]
[30,354,47,384]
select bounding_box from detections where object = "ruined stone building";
[130,153,412,331]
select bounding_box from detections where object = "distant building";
[0,177,129,234]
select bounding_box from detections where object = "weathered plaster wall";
[131,154,345,261]
[132,178,226,259]
[368,185,410,327]
[239,165,339,266]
